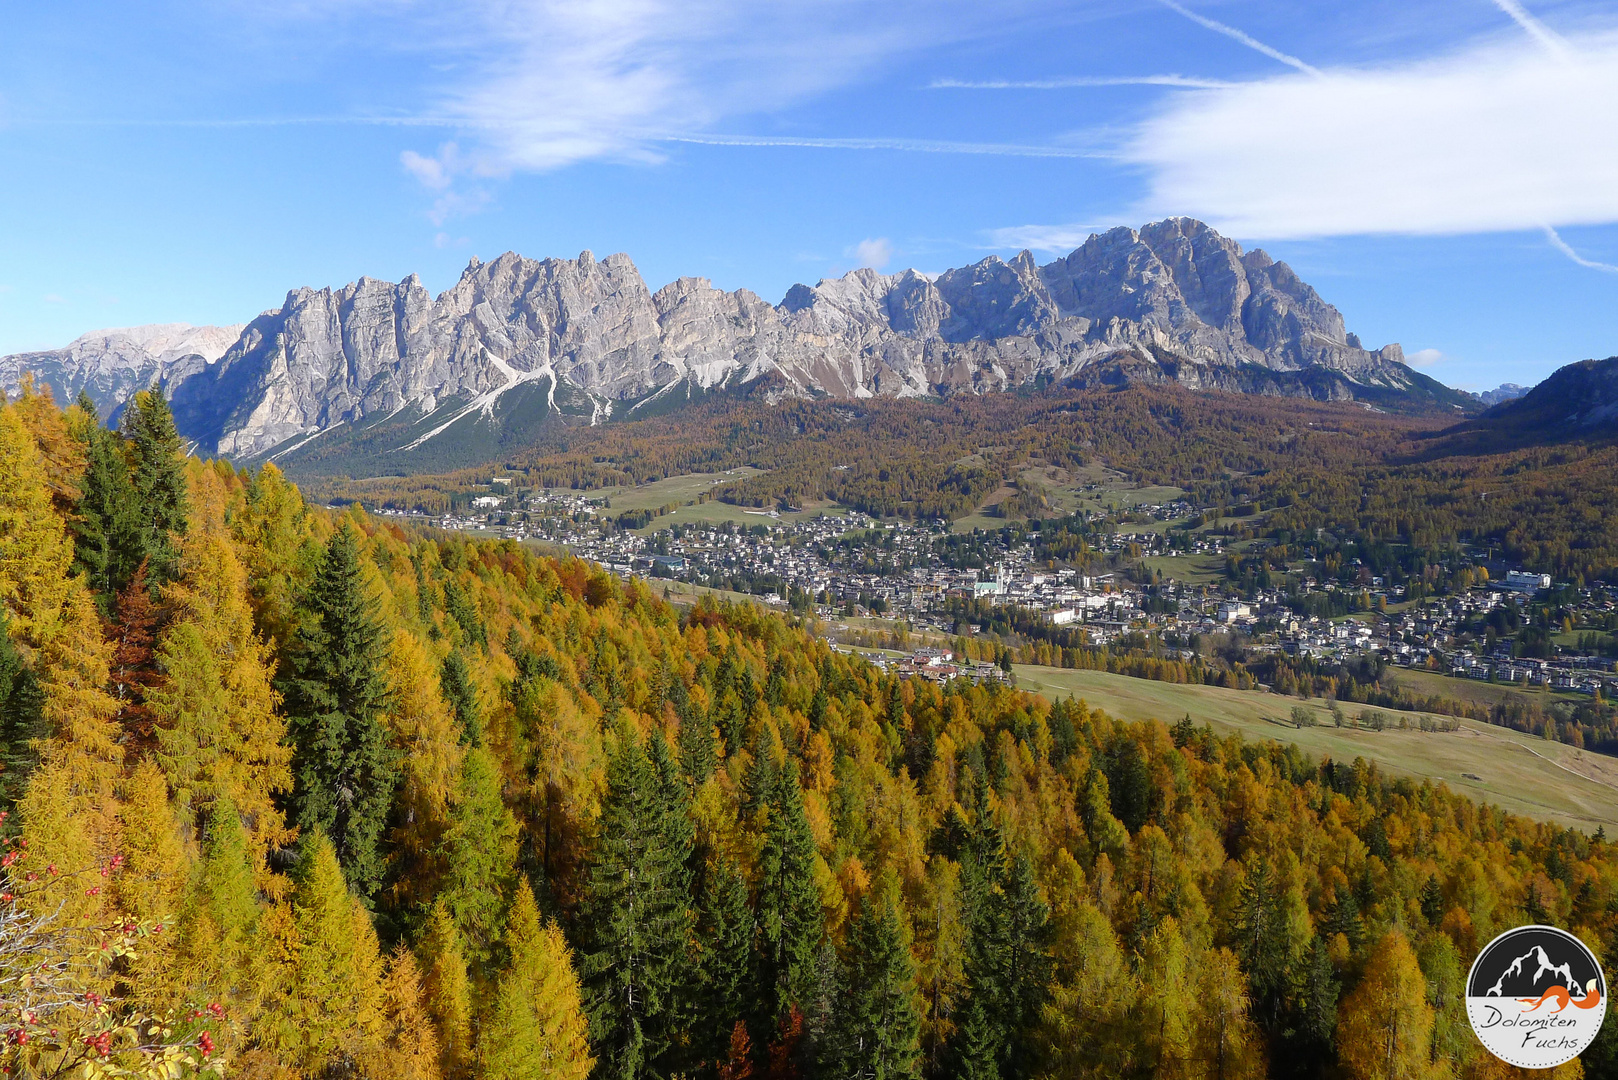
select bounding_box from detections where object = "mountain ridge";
[3,218,1472,468]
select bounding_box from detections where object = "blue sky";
[3,0,1617,390]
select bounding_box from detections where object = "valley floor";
[1011,662,1618,830]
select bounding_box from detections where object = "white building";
[1505,571,1551,593]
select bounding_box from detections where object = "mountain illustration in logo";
[1486,945,1584,998]
[1468,927,1606,1002]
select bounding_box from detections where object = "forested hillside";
[302,384,1618,583]
[6,379,1618,1080]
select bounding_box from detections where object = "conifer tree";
[481,882,595,1080]
[419,898,475,1080]
[2,401,124,913]
[282,522,399,897]
[824,893,922,1080]
[152,478,292,863]
[580,723,695,1080]
[678,702,717,785]
[439,745,519,969]
[952,781,1051,1080]
[744,724,779,821]
[1235,856,1292,1033]
[1278,935,1338,1080]
[442,578,487,651]
[696,857,754,1068]
[0,612,45,811]
[758,760,823,1024]
[366,946,445,1080]
[177,796,261,1004]
[1337,931,1433,1080]
[118,757,191,1007]
[441,648,482,746]
[71,394,141,603]
[122,385,189,585]
[280,832,389,1072]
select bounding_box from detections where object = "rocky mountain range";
[0,323,244,422]
[3,218,1469,469]
[1480,357,1618,433]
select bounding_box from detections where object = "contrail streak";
[654,133,1099,159]
[1543,226,1618,273]
[1491,0,1571,56]
[931,75,1235,90]
[1154,0,1323,77]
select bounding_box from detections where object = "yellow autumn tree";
[0,402,122,916]
[1140,916,1196,1080]
[419,897,474,1080]
[1339,931,1436,1080]
[265,833,389,1073]
[151,466,291,870]
[1193,946,1263,1080]
[117,757,192,1007]
[384,627,463,912]
[363,946,444,1080]
[479,881,594,1080]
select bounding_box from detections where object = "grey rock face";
[0,323,244,420]
[5,218,1438,459]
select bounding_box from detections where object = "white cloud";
[986,222,1117,253]
[42,294,66,304]
[400,144,460,190]
[396,0,1035,175]
[1406,348,1447,367]
[849,238,893,270]
[1122,27,1618,238]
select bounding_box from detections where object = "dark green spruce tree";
[822,893,922,1080]
[1236,857,1293,1033]
[281,522,398,899]
[580,722,696,1080]
[0,614,45,813]
[695,857,753,1070]
[439,648,481,746]
[70,392,142,604]
[121,384,189,585]
[757,760,823,1027]
[952,787,1051,1080]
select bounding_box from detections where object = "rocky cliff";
[0,323,244,421]
[3,218,1467,464]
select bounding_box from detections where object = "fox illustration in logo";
[1519,980,1604,1013]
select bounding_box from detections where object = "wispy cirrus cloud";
[386,0,1062,211]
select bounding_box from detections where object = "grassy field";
[1388,666,1587,711]
[1013,663,1618,830]
[642,501,851,533]
[581,468,763,511]
[572,469,860,533]
[951,462,1188,533]
[1137,553,1227,584]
